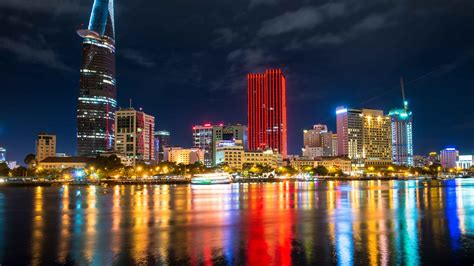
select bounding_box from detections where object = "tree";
[24,154,36,169]
[0,163,9,176]
[12,166,28,177]
[313,165,328,176]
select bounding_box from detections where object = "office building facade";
[77,0,117,156]
[440,148,459,169]
[36,133,57,162]
[247,69,287,158]
[154,131,170,163]
[389,101,414,166]
[115,108,155,165]
[336,107,363,159]
[361,109,392,166]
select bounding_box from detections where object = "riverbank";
[0,175,471,187]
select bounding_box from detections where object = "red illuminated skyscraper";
[247,69,287,158]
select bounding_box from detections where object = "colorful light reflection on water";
[0,179,474,265]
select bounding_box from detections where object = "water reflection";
[1,179,474,265]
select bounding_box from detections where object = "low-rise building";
[215,141,245,170]
[38,157,93,170]
[244,150,283,169]
[315,157,352,175]
[457,155,473,170]
[288,156,352,174]
[166,147,204,165]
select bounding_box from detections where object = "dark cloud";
[248,0,278,8]
[0,0,86,14]
[121,49,156,68]
[0,36,72,71]
[213,28,239,46]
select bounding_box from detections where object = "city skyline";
[1,1,473,162]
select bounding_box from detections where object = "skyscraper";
[361,109,392,166]
[154,131,170,163]
[389,101,414,166]
[440,148,458,169]
[336,107,363,159]
[192,124,214,166]
[36,133,57,162]
[115,108,155,166]
[247,69,287,158]
[77,0,117,156]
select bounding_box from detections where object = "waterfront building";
[77,0,117,156]
[166,147,204,165]
[215,140,245,170]
[115,108,155,166]
[38,157,93,170]
[244,149,283,169]
[193,123,247,167]
[440,148,459,169]
[389,101,414,166]
[36,133,56,162]
[303,125,334,158]
[154,130,170,163]
[361,109,392,166]
[289,156,352,174]
[215,140,282,170]
[331,134,338,156]
[336,107,363,159]
[302,147,324,158]
[192,124,214,166]
[0,147,5,162]
[457,155,473,169]
[304,125,327,147]
[247,69,287,158]
[413,155,429,167]
[428,152,440,165]
[212,124,247,165]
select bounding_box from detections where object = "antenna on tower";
[400,77,408,111]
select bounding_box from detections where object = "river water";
[0,179,473,265]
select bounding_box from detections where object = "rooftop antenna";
[129,98,132,108]
[400,77,408,111]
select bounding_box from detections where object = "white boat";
[191,173,232,185]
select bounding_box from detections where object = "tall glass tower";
[76,0,117,156]
[389,101,414,166]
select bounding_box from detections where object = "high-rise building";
[0,147,6,162]
[154,131,170,163]
[115,108,155,165]
[77,0,117,156]
[36,133,57,162]
[389,101,414,166]
[247,69,287,158]
[331,134,338,156]
[440,148,458,169]
[303,125,327,147]
[212,124,247,165]
[193,123,247,166]
[192,124,215,166]
[336,107,363,159]
[303,124,334,157]
[361,109,392,166]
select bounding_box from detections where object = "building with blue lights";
[388,101,414,166]
[440,148,459,169]
[0,147,6,162]
[77,0,117,156]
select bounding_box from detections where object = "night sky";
[0,0,473,163]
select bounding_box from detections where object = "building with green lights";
[388,101,414,166]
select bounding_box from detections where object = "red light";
[204,123,211,127]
